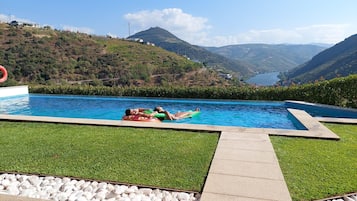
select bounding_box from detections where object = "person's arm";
[138,108,151,112]
[136,112,154,117]
[163,110,178,120]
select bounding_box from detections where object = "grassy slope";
[0,122,219,191]
[271,123,357,201]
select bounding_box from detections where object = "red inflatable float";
[122,114,161,123]
[0,65,8,83]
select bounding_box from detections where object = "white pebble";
[75,179,85,188]
[28,175,41,187]
[83,185,93,192]
[0,173,199,201]
[94,190,107,200]
[6,184,20,195]
[140,188,152,195]
[118,197,131,201]
[62,177,71,184]
[115,185,128,194]
[19,188,34,197]
[345,196,355,201]
[125,185,138,194]
[55,192,68,201]
[82,191,94,200]
[1,179,10,187]
[178,192,190,200]
[105,191,117,199]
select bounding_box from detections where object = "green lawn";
[0,121,219,192]
[270,123,357,201]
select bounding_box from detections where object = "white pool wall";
[0,85,29,98]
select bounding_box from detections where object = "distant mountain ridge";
[128,27,255,78]
[205,44,327,73]
[129,27,356,85]
[284,34,357,83]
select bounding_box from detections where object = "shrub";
[29,74,357,108]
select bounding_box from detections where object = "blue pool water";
[0,94,306,130]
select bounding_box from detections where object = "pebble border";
[0,173,199,201]
[318,193,357,201]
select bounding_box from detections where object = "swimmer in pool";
[153,106,200,120]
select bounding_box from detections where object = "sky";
[1,0,357,47]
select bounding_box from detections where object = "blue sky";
[1,0,357,46]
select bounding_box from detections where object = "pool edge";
[0,85,29,98]
[0,110,343,139]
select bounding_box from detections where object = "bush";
[29,74,357,108]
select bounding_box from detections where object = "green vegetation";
[29,74,357,108]
[129,27,254,77]
[206,43,326,73]
[0,23,231,87]
[285,34,357,84]
[0,121,219,191]
[271,123,357,201]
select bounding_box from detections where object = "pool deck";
[0,109,356,201]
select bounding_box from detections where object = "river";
[246,72,280,86]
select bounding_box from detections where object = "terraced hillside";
[0,23,235,87]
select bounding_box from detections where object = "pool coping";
[0,108,341,139]
[0,109,354,201]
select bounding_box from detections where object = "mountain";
[128,27,255,78]
[0,23,234,87]
[284,34,357,84]
[205,44,327,73]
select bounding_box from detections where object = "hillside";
[284,34,357,84]
[205,44,327,73]
[0,23,235,87]
[128,27,255,78]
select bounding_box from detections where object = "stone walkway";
[0,194,47,201]
[201,131,291,201]
[0,108,354,201]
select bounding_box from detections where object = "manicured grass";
[270,123,357,201]
[0,121,219,192]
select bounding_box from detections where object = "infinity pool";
[0,94,306,130]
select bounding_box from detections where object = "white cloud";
[0,14,35,24]
[294,24,352,44]
[207,24,355,46]
[124,8,211,42]
[62,25,94,34]
[124,8,356,46]
[0,14,9,22]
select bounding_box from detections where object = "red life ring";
[0,65,8,83]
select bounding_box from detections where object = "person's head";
[125,108,139,116]
[125,109,131,116]
[154,106,164,112]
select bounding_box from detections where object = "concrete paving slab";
[217,138,275,152]
[287,109,340,139]
[0,194,48,201]
[202,174,291,201]
[209,159,285,180]
[213,147,278,164]
[200,192,267,201]
[201,131,291,201]
[219,131,268,141]
[315,117,357,124]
